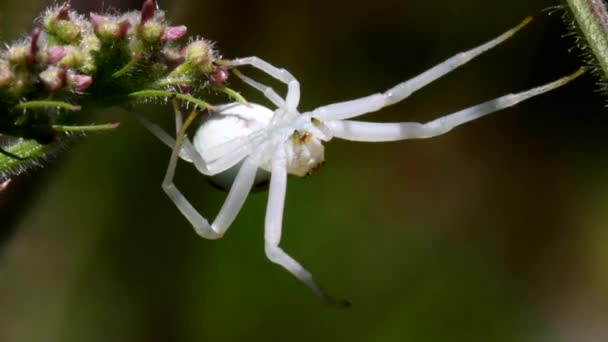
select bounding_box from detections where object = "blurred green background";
[1,0,607,341]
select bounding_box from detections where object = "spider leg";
[135,99,214,173]
[327,68,585,142]
[136,110,256,176]
[264,147,350,306]
[311,17,532,122]
[135,113,194,162]
[161,117,258,238]
[227,56,300,111]
[232,69,286,108]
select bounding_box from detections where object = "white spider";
[138,18,582,305]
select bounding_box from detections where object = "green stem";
[0,140,53,178]
[155,78,194,87]
[52,122,120,131]
[112,57,140,78]
[128,90,215,111]
[212,85,248,104]
[15,100,81,111]
[564,0,608,79]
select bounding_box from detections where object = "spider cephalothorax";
[138,18,583,305]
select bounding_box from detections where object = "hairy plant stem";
[0,140,52,176]
[564,0,608,79]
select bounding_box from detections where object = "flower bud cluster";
[0,0,226,144]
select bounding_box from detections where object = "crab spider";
[138,18,583,305]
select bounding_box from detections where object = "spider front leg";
[135,100,212,173]
[226,56,300,111]
[232,69,286,108]
[264,147,350,306]
[325,67,585,142]
[310,17,532,122]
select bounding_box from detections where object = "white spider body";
[192,103,273,174]
[137,18,582,305]
[195,103,327,178]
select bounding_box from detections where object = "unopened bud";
[139,20,165,43]
[40,65,68,90]
[47,46,67,64]
[69,74,92,93]
[140,0,156,24]
[28,27,42,64]
[57,45,83,68]
[90,13,131,41]
[56,3,70,20]
[43,4,81,43]
[209,65,228,85]
[185,40,214,73]
[161,25,187,42]
[8,45,30,66]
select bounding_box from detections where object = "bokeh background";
[1,0,607,341]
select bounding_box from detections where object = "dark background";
[1,0,607,341]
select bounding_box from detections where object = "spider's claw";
[311,278,352,308]
[322,295,352,309]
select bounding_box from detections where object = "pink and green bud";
[40,65,68,91]
[185,40,214,73]
[69,74,92,93]
[47,46,67,64]
[43,4,81,43]
[90,13,131,41]
[8,45,29,66]
[140,0,156,24]
[139,21,165,43]
[161,25,187,42]
[57,45,83,68]
[55,3,70,20]
[46,45,82,68]
[7,35,44,66]
[209,65,228,85]
[28,27,42,64]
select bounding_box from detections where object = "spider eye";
[207,160,270,192]
[291,130,312,144]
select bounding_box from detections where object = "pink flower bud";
[47,46,67,64]
[140,0,156,24]
[40,65,68,91]
[115,20,131,39]
[70,74,92,93]
[28,27,42,64]
[209,66,228,85]
[161,25,187,42]
[89,12,108,30]
[56,3,70,20]
[91,13,133,41]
